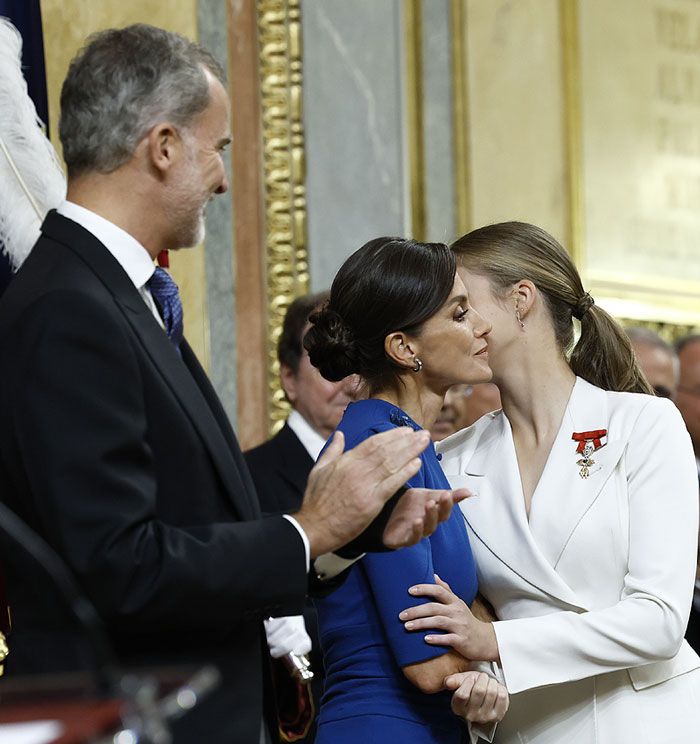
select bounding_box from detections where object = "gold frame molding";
[560,0,700,333]
[450,0,471,236]
[404,0,426,240]
[257,0,310,435]
[560,0,584,268]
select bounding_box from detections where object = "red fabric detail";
[572,429,608,454]
[157,250,170,268]
[271,658,315,742]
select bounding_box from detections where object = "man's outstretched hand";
[382,486,470,549]
[294,427,471,558]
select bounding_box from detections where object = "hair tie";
[573,292,594,320]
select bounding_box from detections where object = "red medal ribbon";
[572,429,607,453]
[157,250,170,268]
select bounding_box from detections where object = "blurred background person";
[246,290,359,515]
[675,334,700,654]
[625,326,679,400]
[245,291,359,743]
[676,335,700,475]
[431,383,501,441]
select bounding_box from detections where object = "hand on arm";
[294,429,470,557]
[400,575,500,662]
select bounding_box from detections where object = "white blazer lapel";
[529,377,627,568]
[439,414,585,608]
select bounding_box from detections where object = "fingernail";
[405,621,414,629]
[408,587,417,595]
[399,611,407,619]
[425,635,435,642]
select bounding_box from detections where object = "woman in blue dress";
[304,237,509,743]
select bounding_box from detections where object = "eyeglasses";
[678,385,700,399]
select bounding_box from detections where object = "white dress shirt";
[287,409,326,461]
[56,201,163,327]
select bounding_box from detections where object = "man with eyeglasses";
[674,333,700,654]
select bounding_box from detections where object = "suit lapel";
[528,377,626,567]
[443,414,585,608]
[180,342,260,519]
[41,212,257,521]
[275,425,314,498]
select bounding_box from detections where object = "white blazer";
[438,377,700,744]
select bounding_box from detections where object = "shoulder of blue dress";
[388,406,422,432]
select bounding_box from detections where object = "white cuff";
[283,514,310,572]
[313,551,365,581]
[467,720,498,743]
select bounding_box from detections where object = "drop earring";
[515,308,525,330]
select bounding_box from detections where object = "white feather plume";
[0,17,66,270]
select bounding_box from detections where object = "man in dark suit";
[0,25,465,744]
[675,334,700,654]
[246,292,359,741]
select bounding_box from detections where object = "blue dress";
[314,399,479,743]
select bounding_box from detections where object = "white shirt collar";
[56,201,156,290]
[287,409,327,462]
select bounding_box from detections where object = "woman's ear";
[511,279,537,320]
[385,332,418,370]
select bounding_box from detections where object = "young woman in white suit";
[400,222,700,743]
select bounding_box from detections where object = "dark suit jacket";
[245,423,314,515]
[245,423,322,743]
[687,607,700,655]
[0,212,308,743]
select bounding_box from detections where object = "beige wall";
[465,0,568,244]
[40,0,210,368]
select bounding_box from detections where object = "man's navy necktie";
[147,267,184,348]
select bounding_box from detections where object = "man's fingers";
[422,499,439,537]
[374,457,424,503]
[381,486,437,548]
[353,428,430,475]
[382,486,469,549]
[435,488,471,523]
[450,488,472,503]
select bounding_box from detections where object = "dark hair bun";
[303,307,360,381]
